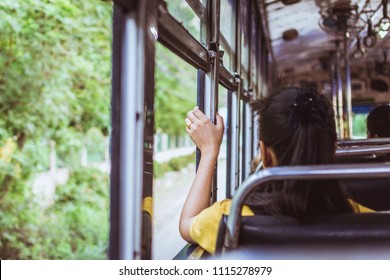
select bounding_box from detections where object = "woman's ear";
[260,141,278,168]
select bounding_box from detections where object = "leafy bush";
[0,148,109,260]
[153,161,171,179]
[154,152,195,178]
[0,0,112,259]
[0,138,43,259]
[42,167,109,259]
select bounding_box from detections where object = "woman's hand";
[185,106,224,157]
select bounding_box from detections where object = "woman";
[180,87,372,254]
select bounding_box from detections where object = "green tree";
[154,1,200,136]
[155,45,197,136]
[0,0,111,147]
[0,0,112,259]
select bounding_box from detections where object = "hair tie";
[289,93,317,129]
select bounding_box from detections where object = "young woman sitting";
[180,87,372,254]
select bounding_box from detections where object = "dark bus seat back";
[342,178,390,211]
[215,213,390,259]
[239,213,390,244]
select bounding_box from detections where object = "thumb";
[216,113,224,130]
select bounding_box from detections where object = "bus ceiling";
[264,1,390,79]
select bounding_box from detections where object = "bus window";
[153,43,197,260]
[241,0,250,89]
[352,113,369,138]
[164,0,202,41]
[250,2,258,89]
[352,105,374,138]
[220,0,236,72]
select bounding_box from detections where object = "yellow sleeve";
[142,196,153,217]
[189,199,254,254]
[348,199,374,213]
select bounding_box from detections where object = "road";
[153,156,226,259]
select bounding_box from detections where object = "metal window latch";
[208,42,225,66]
[233,72,241,85]
[208,42,218,64]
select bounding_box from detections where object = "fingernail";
[194,106,198,110]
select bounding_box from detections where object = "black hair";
[367,104,390,138]
[248,87,353,221]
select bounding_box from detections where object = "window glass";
[256,29,264,97]
[250,5,257,88]
[217,86,228,200]
[239,99,244,183]
[153,43,197,259]
[165,0,202,41]
[220,0,235,47]
[242,69,249,89]
[352,105,373,138]
[241,0,250,84]
[352,113,368,138]
[228,92,239,195]
[220,42,233,72]
[243,102,252,179]
[220,0,236,71]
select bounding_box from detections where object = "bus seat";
[334,153,390,211]
[343,178,390,211]
[217,164,390,259]
[215,213,390,259]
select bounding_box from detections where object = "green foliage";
[0,0,199,259]
[153,161,171,179]
[0,0,112,259]
[165,0,201,39]
[0,138,43,259]
[155,44,196,136]
[0,165,109,259]
[154,152,196,178]
[42,167,109,259]
[0,0,111,145]
[85,128,107,163]
[154,0,200,135]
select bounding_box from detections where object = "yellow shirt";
[142,196,153,217]
[189,198,373,254]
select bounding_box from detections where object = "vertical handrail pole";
[344,36,353,139]
[336,44,345,139]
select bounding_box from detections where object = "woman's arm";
[179,107,224,243]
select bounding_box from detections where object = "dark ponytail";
[249,87,353,220]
